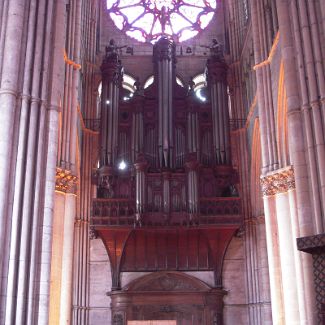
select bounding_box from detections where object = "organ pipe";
[207,54,231,165]
[153,36,176,169]
[100,45,123,167]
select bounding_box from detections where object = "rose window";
[107,0,217,43]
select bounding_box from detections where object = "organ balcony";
[90,37,242,289]
[91,37,242,230]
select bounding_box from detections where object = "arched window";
[107,0,217,43]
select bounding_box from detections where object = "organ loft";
[91,37,241,323]
[1,0,325,324]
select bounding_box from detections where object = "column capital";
[55,167,78,194]
[260,166,295,196]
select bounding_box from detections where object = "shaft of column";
[0,3,28,314]
[263,196,285,324]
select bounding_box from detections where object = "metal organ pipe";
[100,53,122,167]
[153,37,176,169]
[207,57,231,165]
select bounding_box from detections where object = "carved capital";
[260,166,295,196]
[56,168,78,194]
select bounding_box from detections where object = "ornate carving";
[136,274,197,291]
[113,313,123,325]
[89,226,98,240]
[55,168,78,194]
[201,39,224,61]
[260,166,295,196]
[153,36,176,62]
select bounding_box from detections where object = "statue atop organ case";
[91,38,242,305]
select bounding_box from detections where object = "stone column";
[0,0,67,324]
[49,170,78,325]
[274,0,318,323]
[72,1,99,323]
[261,167,315,324]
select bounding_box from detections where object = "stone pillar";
[261,167,315,324]
[262,194,285,325]
[0,0,66,324]
[49,170,78,325]
[71,1,99,323]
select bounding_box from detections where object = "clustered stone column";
[250,0,320,322]
[72,1,100,324]
[48,1,82,324]
[0,0,67,324]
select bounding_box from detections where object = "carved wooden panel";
[110,272,226,325]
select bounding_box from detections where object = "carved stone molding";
[260,166,295,196]
[56,167,78,194]
[89,226,98,240]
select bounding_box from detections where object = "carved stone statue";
[105,39,127,61]
[201,39,224,61]
[99,175,114,198]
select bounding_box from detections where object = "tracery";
[107,0,217,43]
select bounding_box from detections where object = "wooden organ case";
[91,37,242,325]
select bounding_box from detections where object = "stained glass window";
[107,0,217,43]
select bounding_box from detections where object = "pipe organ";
[92,38,242,321]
